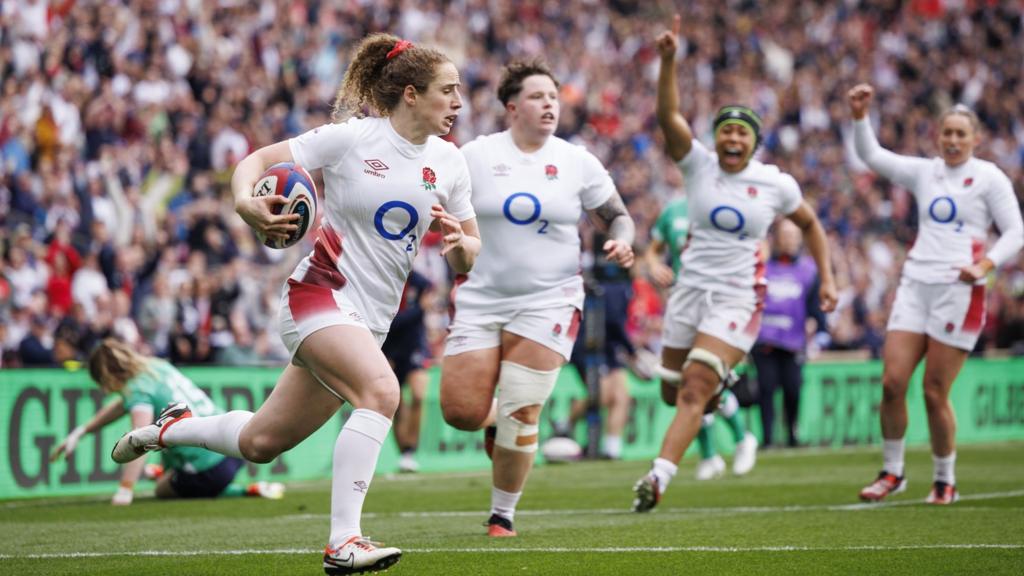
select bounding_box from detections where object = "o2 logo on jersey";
[374,200,420,252]
[709,205,746,237]
[928,196,958,224]
[503,192,549,234]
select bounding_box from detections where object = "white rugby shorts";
[661,284,763,353]
[445,295,581,361]
[886,276,986,351]
[279,278,387,364]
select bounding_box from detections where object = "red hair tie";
[386,40,414,60]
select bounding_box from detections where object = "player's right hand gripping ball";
[252,162,318,249]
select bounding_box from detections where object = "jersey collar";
[383,117,429,159]
[505,130,552,164]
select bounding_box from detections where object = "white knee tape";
[657,365,682,385]
[494,361,560,453]
[683,348,727,381]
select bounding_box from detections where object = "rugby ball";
[541,436,583,463]
[252,162,317,249]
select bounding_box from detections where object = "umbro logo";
[364,159,389,179]
[492,163,512,176]
[353,480,368,493]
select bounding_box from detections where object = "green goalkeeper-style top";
[650,197,689,277]
[120,359,225,473]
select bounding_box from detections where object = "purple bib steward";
[757,254,822,353]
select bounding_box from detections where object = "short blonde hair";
[88,338,150,393]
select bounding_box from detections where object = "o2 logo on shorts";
[374,200,420,252]
[503,192,549,234]
[709,205,746,238]
[928,196,962,231]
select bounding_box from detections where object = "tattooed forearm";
[591,193,636,245]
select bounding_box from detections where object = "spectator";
[71,250,110,321]
[19,314,55,366]
[752,220,830,448]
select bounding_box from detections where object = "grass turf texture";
[2,442,1022,575]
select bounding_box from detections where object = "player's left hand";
[604,239,635,268]
[819,279,838,312]
[958,259,993,284]
[430,204,465,256]
[50,425,86,462]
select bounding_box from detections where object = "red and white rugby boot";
[110,402,192,464]
[485,513,517,537]
[859,470,907,502]
[323,536,401,575]
[926,481,959,505]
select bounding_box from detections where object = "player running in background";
[111,34,479,574]
[646,198,758,480]
[554,228,641,461]
[50,338,284,505]
[440,60,635,537]
[382,269,434,473]
[849,84,1023,505]
[633,16,837,513]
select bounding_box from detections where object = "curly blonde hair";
[333,33,449,120]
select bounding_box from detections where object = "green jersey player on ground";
[646,198,758,480]
[51,338,284,505]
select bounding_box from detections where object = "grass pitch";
[2,442,1022,575]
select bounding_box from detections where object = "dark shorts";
[391,351,428,385]
[570,282,636,374]
[169,456,244,498]
[383,335,429,385]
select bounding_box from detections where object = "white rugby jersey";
[854,119,1023,284]
[676,140,803,298]
[455,131,615,308]
[288,117,474,332]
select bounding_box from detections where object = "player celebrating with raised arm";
[111,34,479,574]
[440,59,635,537]
[632,16,837,513]
[646,197,759,480]
[849,84,1023,505]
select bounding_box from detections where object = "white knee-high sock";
[883,438,905,477]
[602,435,623,459]
[490,486,522,521]
[651,457,678,494]
[933,452,956,485]
[330,409,392,546]
[160,410,253,459]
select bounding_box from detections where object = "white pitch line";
[2,544,1023,560]
[270,489,1024,521]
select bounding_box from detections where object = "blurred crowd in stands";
[2,0,1023,368]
